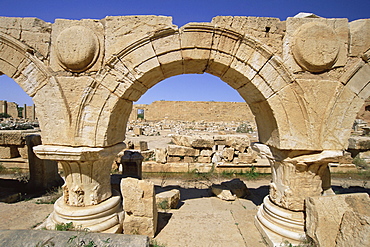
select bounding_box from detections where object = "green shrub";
[0,112,11,118]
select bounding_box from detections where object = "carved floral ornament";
[55,25,100,72]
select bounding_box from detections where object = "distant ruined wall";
[0,100,36,119]
[129,101,254,122]
[7,102,18,118]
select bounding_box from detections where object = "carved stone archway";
[0,15,369,244]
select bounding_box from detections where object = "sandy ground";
[1,174,369,247]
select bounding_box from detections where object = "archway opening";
[120,73,269,178]
[0,74,36,121]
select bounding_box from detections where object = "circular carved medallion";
[56,26,100,72]
[292,22,339,73]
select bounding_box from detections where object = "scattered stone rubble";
[127,120,256,137]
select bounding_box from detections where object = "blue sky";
[0,0,369,105]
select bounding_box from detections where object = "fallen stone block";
[211,178,249,201]
[211,185,236,201]
[167,145,200,156]
[222,147,234,162]
[156,189,180,209]
[171,135,214,148]
[305,193,370,247]
[155,148,167,163]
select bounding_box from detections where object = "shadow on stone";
[245,185,270,206]
[156,212,173,236]
[332,185,370,195]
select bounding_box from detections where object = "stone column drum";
[34,143,125,233]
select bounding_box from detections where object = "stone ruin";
[0,100,36,120]
[0,13,369,246]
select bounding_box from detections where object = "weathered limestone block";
[133,141,148,151]
[211,185,236,201]
[18,146,28,159]
[104,15,175,61]
[0,146,19,158]
[155,148,167,163]
[335,211,370,247]
[212,152,222,163]
[156,189,180,209]
[200,149,213,157]
[171,135,214,148]
[183,156,195,163]
[133,127,143,136]
[167,145,200,156]
[305,193,370,247]
[197,156,211,163]
[167,156,181,163]
[237,153,255,163]
[222,147,234,162]
[212,179,249,201]
[120,178,157,237]
[349,19,370,57]
[348,136,370,149]
[0,17,51,59]
[0,130,35,146]
[225,135,250,152]
[141,150,154,161]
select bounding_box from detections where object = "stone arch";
[79,23,314,150]
[322,58,370,148]
[0,32,71,145]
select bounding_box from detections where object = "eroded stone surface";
[305,193,370,247]
[120,177,157,237]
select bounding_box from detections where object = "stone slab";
[0,229,149,247]
[305,193,370,247]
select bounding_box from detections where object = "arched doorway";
[1,15,369,245]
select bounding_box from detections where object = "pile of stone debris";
[0,118,39,130]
